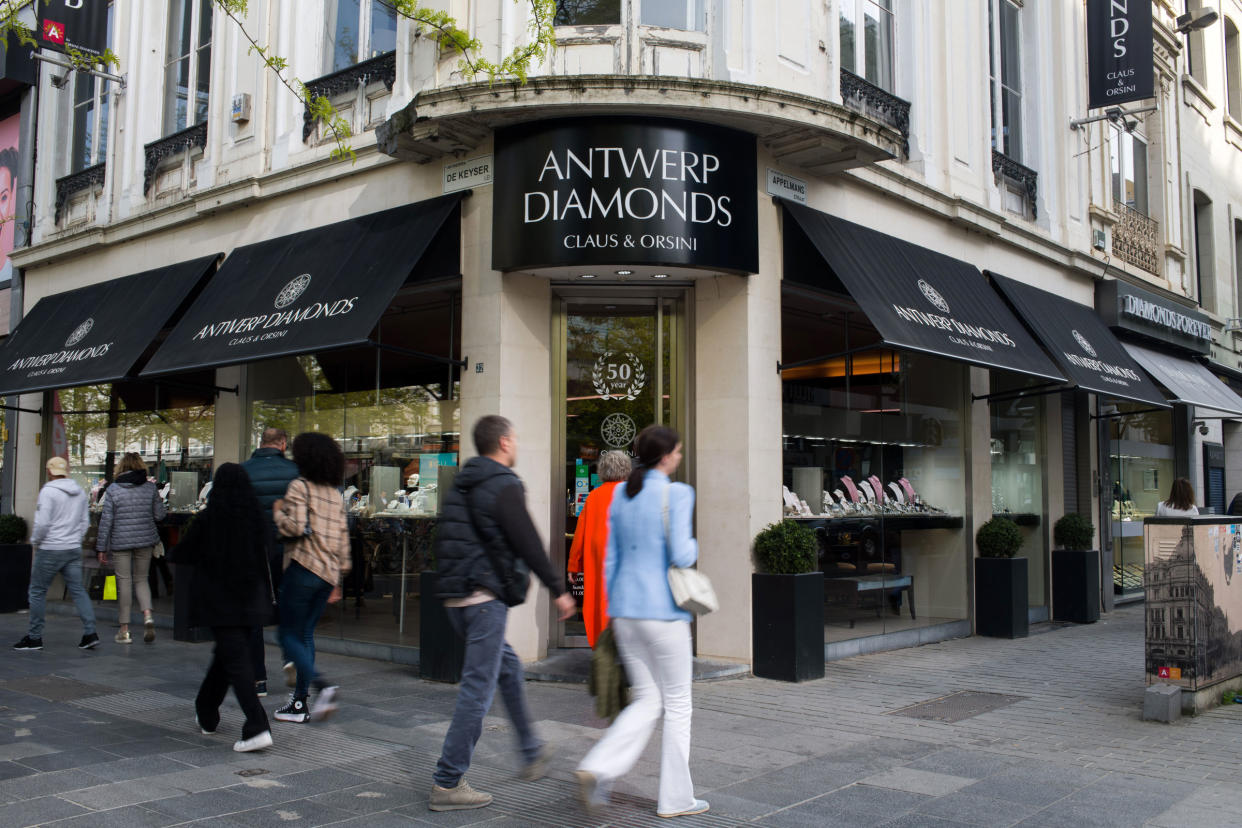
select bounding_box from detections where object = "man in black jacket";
[241,427,299,696]
[429,415,575,812]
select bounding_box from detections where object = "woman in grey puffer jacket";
[97,453,167,644]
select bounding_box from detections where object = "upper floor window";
[554,0,620,26]
[1111,126,1148,216]
[1186,0,1208,86]
[1226,18,1241,121]
[163,0,212,135]
[326,0,397,73]
[72,3,114,172]
[840,0,893,91]
[988,0,1022,161]
[642,0,704,31]
[1192,190,1214,311]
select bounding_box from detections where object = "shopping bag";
[102,575,117,601]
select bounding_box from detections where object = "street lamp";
[1174,8,1219,34]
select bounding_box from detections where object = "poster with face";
[0,112,19,284]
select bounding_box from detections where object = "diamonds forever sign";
[492,117,758,273]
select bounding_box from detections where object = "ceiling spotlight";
[615,269,633,276]
[580,273,597,279]
[652,273,669,279]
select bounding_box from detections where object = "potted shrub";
[752,519,824,682]
[1052,512,1100,625]
[0,514,30,613]
[975,516,1027,638]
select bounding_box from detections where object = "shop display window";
[1109,403,1175,595]
[782,288,968,642]
[989,373,1047,609]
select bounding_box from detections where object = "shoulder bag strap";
[662,483,672,564]
[302,479,313,535]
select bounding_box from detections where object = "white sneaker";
[657,799,710,818]
[233,730,273,752]
[195,715,216,735]
[311,685,338,721]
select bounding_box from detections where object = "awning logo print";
[274,274,312,309]
[917,279,950,315]
[1072,329,1098,358]
[65,318,94,348]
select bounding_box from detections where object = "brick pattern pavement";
[0,606,1239,826]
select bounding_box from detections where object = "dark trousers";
[195,625,270,740]
[249,626,267,682]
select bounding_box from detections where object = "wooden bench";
[823,574,915,627]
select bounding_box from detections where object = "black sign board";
[141,195,462,378]
[782,202,1064,382]
[1087,0,1154,109]
[989,272,1167,407]
[37,0,109,58]
[0,255,219,396]
[492,117,758,273]
[1096,279,1211,354]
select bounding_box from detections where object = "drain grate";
[0,675,115,702]
[889,690,1025,723]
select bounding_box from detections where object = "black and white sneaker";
[273,696,310,723]
[78,633,100,650]
[255,680,268,697]
[13,636,42,651]
[311,686,339,721]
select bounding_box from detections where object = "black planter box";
[0,544,31,612]
[975,557,1028,638]
[1052,549,1101,624]
[419,571,464,683]
[752,572,825,682]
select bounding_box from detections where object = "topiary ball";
[753,519,818,574]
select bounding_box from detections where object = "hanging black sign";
[492,117,758,274]
[37,0,109,58]
[1087,0,1154,109]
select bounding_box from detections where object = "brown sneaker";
[429,779,492,811]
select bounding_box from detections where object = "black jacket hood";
[115,469,148,487]
[452,456,515,492]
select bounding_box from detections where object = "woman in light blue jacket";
[575,425,708,819]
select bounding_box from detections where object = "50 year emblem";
[592,351,646,401]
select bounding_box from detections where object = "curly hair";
[291,431,344,486]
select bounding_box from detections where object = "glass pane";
[1000,1,1020,90]
[167,0,192,61]
[1110,405,1174,595]
[1002,86,1021,161]
[1130,136,1148,215]
[989,375,1046,608]
[370,0,398,57]
[641,0,703,30]
[72,101,93,172]
[555,0,621,26]
[163,56,189,134]
[197,0,213,49]
[329,0,362,71]
[1110,126,1123,203]
[98,92,109,163]
[840,2,858,75]
[195,44,211,125]
[863,1,893,91]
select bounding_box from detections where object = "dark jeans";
[28,548,95,639]
[432,600,540,788]
[195,625,270,739]
[278,561,332,698]
[249,626,267,683]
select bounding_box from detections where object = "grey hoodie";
[30,478,90,551]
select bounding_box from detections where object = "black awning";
[1123,342,1242,417]
[0,255,220,397]
[140,194,463,378]
[782,202,1064,381]
[988,272,1168,407]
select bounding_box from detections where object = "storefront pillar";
[693,200,783,664]
[213,366,245,466]
[460,183,555,662]
[967,367,992,630]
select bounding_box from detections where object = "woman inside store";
[1156,477,1200,517]
[567,450,632,648]
[173,463,273,752]
[272,432,351,725]
[575,425,708,819]
[96,452,166,644]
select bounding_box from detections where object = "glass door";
[553,295,688,647]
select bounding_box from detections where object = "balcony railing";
[1112,199,1160,275]
[143,121,208,194]
[840,69,910,158]
[303,51,397,141]
[991,150,1038,219]
[55,162,105,223]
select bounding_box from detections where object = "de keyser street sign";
[492,117,758,273]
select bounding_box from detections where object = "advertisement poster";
[0,111,18,286]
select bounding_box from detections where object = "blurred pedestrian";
[242,426,299,697]
[568,450,631,647]
[13,457,97,651]
[1156,477,1200,517]
[575,425,708,819]
[272,432,351,725]
[96,452,166,644]
[173,463,273,752]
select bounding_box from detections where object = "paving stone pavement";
[0,605,1239,826]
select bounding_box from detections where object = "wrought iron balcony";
[840,69,910,158]
[303,51,397,141]
[1112,199,1160,275]
[143,122,208,194]
[55,163,105,224]
[991,150,1038,219]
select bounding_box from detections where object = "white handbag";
[662,485,718,615]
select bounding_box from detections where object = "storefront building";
[7,3,1242,667]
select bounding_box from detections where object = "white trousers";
[578,618,695,814]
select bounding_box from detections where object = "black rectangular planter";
[752,572,825,682]
[419,571,465,683]
[0,544,31,612]
[1052,549,1101,624]
[975,557,1028,638]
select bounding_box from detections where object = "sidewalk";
[0,605,1240,827]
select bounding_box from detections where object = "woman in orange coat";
[568,451,632,647]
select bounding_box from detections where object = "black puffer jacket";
[97,470,166,552]
[434,456,565,601]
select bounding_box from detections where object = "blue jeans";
[28,548,95,639]
[433,600,540,788]
[278,561,332,698]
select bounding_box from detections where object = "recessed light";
[580,273,597,279]
[652,273,669,279]
[615,269,633,276]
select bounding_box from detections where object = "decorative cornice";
[839,69,910,158]
[303,51,397,141]
[54,163,105,224]
[991,150,1038,219]
[143,122,208,194]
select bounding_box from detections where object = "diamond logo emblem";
[65,318,94,348]
[917,279,950,314]
[1072,330,1097,357]
[274,274,312,309]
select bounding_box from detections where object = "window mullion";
[359,0,371,60]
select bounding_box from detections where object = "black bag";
[462,486,530,607]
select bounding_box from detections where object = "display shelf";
[993,512,1040,527]
[789,514,964,531]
